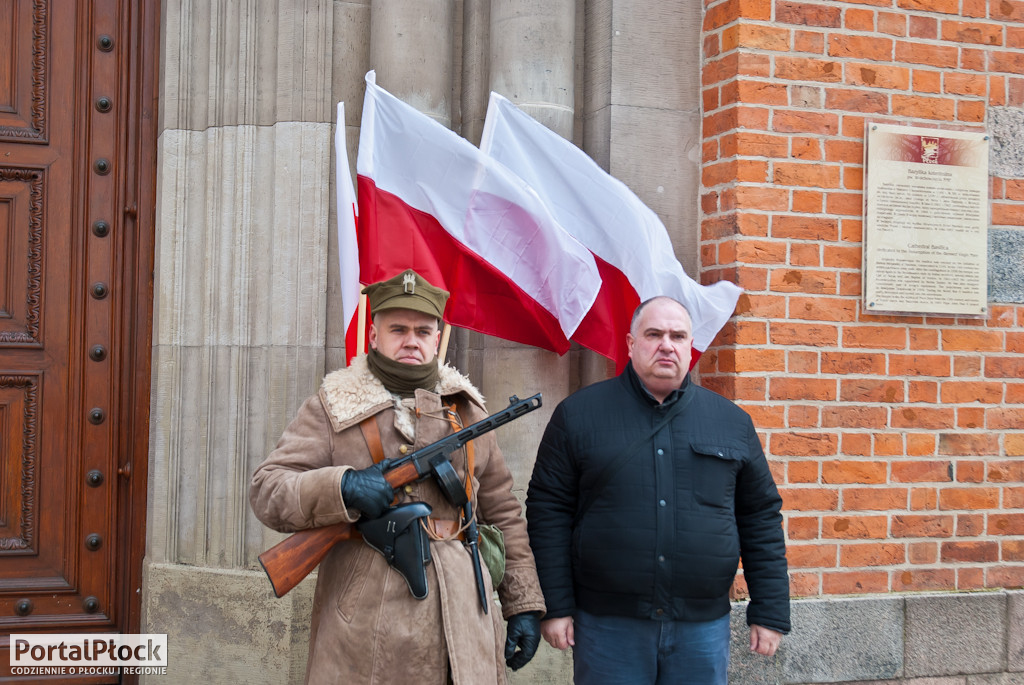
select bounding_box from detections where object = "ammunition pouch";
[357,502,433,599]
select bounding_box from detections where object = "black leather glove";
[340,463,394,519]
[504,611,542,671]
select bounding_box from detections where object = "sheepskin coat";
[250,355,546,685]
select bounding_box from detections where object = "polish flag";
[336,102,364,363]
[480,93,743,371]
[355,72,601,354]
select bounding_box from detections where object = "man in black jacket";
[526,296,789,684]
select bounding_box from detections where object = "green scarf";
[367,348,440,397]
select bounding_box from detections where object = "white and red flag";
[480,92,742,371]
[353,72,601,355]
[336,102,364,361]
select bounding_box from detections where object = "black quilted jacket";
[526,364,791,633]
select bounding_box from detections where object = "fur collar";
[319,354,485,432]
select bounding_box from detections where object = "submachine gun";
[257,393,542,606]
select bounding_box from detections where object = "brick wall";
[698,0,1024,599]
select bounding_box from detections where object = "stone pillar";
[145,1,337,680]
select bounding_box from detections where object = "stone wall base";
[140,562,1022,684]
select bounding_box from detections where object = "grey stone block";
[989,228,1024,304]
[989,107,1024,178]
[905,592,1007,677]
[780,596,904,683]
[1009,591,1024,672]
[728,604,784,684]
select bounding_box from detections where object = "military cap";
[362,269,449,320]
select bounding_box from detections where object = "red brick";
[829,34,893,61]
[770,321,835,348]
[792,190,824,213]
[957,567,986,590]
[840,379,903,403]
[772,110,840,135]
[956,460,985,483]
[940,381,1003,404]
[961,47,988,71]
[895,40,959,68]
[842,487,909,510]
[892,94,957,120]
[843,326,907,349]
[770,377,837,401]
[790,405,822,430]
[788,350,820,374]
[892,514,954,537]
[957,100,986,123]
[898,0,960,14]
[788,515,820,539]
[891,406,955,430]
[938,433,1000,456]
[939,487,1000,510]
[722,24,791,52]
[894,568,956,592]
[908,541,938,564]
[787,460,820,484]
[772,215,839,240]
[941,541,999,563]
[986,357,1024,378]
[910,486,938,509]
[824,88,888,114]
[910,15,938,39]
[824,139,864,163]
[772,432,839,457]
[790,572,820,596]
[823,571,888,594]
[908,380,938,403]
[734,186,789,211]
[873,432,904,457]
[790,296,858,322]
[892,460,952,483]
[941,19,1003,46]
[822,460,887,484]
[788,543,838,568]
[794,30,824,53]
[988,566,1024,588]
[823,515,888,539]
[991,51,1024,75]
[841,432,872,456]
[957,514,984,536]
[774,162,842,188]
[989,514,1024,535]
[956,406,985,429]
[790,137,822,161]
[779,487,839,511]
[878,11,907,36]
[725,131,790,157]
[841,542,906,567]
[717,348,786,373]
[909,328,939,350]
[825,192,864,217]
[823,244,861,268]
[907,433,937,456]
[1004,540,1024,561]
[776,1,842,26]
[942,329,1003,352]
[914,69,943,94]
[945,72,989,97]
[821,352,885,375]
[770,268,836,294]
[889,354,952,376]
[988,460,1024,483]
[734,239,787,264]
[953,355,982,377]
[774,55,844,81]
[790,242,822,266]
[845,8,875,31]
[847,63,910,89]
[822,406,887,429]
[722,80,789,108]
[991,0,1024,21]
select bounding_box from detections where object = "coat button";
[399,445,409,454]
[404,485,414,494]
[657,448,664,456]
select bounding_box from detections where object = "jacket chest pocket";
[691,442,743,510]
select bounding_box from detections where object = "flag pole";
[356,294,368,355]
[438,322,451,364]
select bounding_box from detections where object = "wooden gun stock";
[256,393,542,598]
[257,467,414,598]
[258,522,354,598]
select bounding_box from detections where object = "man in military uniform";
[251,269,545,685]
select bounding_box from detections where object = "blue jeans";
[573,610,730,685]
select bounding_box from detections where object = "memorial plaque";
[863,124,989,316]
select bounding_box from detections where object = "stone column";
[144,1,337,681]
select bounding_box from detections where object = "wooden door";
[0,1,158,681]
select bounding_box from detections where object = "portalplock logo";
[11,634,168,677]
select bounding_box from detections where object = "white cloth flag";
[480,92,742,368]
